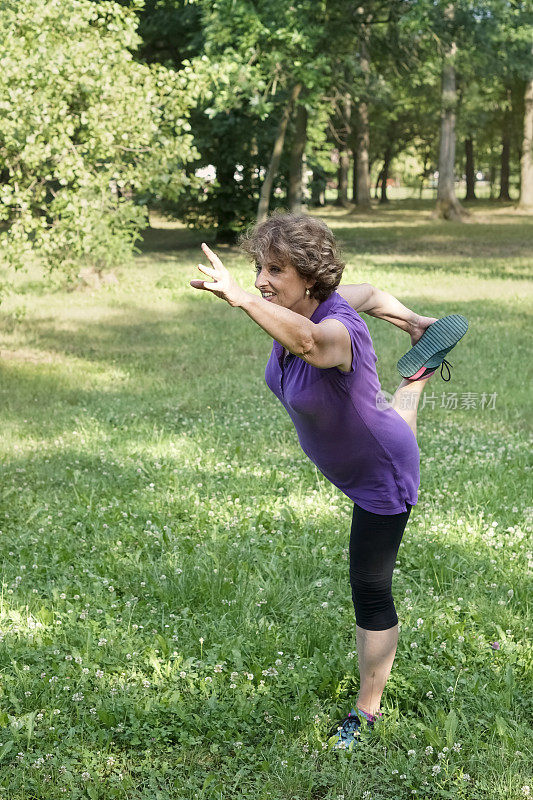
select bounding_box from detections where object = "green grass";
[0,199,532,799]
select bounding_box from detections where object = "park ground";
[0,199,531,799]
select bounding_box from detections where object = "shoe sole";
[397,315,468,378]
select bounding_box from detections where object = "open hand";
[189,243,247,307]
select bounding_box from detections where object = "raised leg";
[390,374,433,439]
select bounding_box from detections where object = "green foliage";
[0,0,198,276]
[161,0,341,235]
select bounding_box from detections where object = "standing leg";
[356,623,399,717]
[349,503,412,720]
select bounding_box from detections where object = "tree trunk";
[335,93,351,207]
[310,169,326,206]
[434,11,466,220]
[419,150,429,198]
[489,160,496,199]
[257,83,302,223]
[499,97,512,201]
[351,148,357,203]
[288,103,308,212]
[336,153,350,206]
[464,137,476,200]
[216,162,240,243]
[519,76,533,208]
[380,147,392,203]
[374,166,383,199]
[498,132,511,200]
[355,28,371,207]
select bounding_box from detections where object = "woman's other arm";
[337,283,437,345]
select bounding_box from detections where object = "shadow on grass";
[0,296,530,444]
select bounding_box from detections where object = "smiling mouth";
[261,292,276,298]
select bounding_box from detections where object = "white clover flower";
[179,671,187,678]
[411,642,418,648]
[426,691,433,699]
[213,664,223,673]
[432,765,441,774]
[407,749,416,756]
[521,787,530,796]
[425,745,434,755]
[204,676,212,683]
[452,742,462,751]
[462,774,471,782]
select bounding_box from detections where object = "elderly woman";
[190,213,467,751]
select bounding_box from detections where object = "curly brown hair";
[238,211,345,302]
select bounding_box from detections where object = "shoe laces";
[328,711,362,740]
[439,358,452,382]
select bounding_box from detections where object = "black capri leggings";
[349,502,412,631]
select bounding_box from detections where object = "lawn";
[0,199,531,799]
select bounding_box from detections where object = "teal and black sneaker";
[397,314,468,382]
[327,708,370,752]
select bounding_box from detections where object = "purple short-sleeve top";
[264,291,420,514]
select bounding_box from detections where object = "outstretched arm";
[337,283,437,345]
[191,244,352,369]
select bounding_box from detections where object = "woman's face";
[254,258,316,315]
